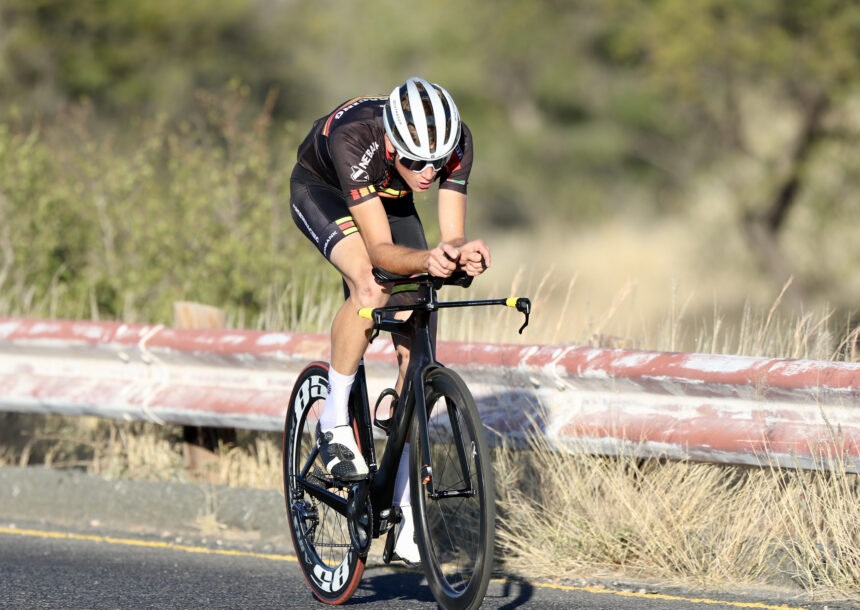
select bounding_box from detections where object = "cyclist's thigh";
[290,164,361,262]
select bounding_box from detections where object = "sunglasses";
[397,152,451,173]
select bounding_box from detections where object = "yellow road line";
[0,526,296,563]
[0,526,808,609]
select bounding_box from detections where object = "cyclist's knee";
[351,274,389,309]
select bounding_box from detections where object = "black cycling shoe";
[316,424,369,482]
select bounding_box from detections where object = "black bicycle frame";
[293,277,530,542]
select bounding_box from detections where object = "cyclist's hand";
[458,240,491,276]
[428,243,460,277]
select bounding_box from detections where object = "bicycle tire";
[283,362,364,604]
[410,367,495,610]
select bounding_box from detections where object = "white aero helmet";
[383,77,461,165]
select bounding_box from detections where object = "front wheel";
[283,362,364,604]
[410,367,495,610]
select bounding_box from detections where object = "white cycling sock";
[392,442,412,508]
[318,367,356,432]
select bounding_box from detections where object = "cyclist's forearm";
[366,243,430,276]
[438,190,467,246]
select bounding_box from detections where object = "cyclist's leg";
[383,197,431,563]
[321,234,388,478]
[328,237,389,376]
[290,166,387,479]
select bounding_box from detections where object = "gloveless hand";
[427,242,460,277]
[457,239,491,276]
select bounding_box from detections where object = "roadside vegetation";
[1,284,858,601]
[2,407,858,601]
[1,0,859,603]
[494,430,860,600]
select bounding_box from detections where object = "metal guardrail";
[1,317,858,471]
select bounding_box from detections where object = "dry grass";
[450,220,859,360]
[770,452,860,595]
[438,266,857,364]
[1,218,858,601]
[0,414,281,488]
[213,436,283,489]
[493,430,860,600]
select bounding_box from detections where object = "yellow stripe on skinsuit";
[378,188,410,198]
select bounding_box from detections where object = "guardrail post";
[173,301,235,482]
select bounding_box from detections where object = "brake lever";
[369,310,383,343]
[515,298,531,334]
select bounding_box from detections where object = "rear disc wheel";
[283,362,364,604]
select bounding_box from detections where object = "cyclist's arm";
[437,189,467,248]
[437,189,490,275]
[350,196,457,277]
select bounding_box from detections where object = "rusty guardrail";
[1,317,858,471]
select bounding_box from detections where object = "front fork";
[413,365,436,493]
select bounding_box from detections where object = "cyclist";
[289,77,490,564]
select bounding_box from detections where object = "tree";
[603,0,860,300]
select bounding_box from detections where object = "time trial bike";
[283,267,530,609]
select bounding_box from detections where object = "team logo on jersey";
[349,141,379,182]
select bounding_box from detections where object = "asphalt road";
[0,524,832,609]
[0,467,848,609]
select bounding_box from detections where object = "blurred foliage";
[0,0,295,115]
[0,0,858,322]
[0,84,329,323]
[598,0,860,179]
[0,0,701,226]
